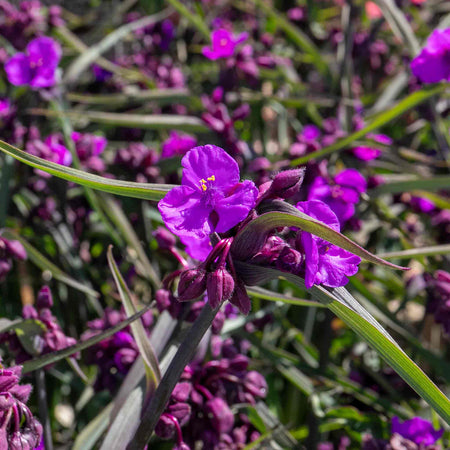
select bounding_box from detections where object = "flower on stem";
[411,28,450,84]
[158,145,258,245]
[5,36,61,88]
[296,200,361,288]
[202,28,248,60]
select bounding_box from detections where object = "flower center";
[219,38,229,47]
[200,175,216,192]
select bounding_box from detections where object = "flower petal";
[5,53,31,86]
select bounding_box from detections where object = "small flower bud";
[178,269,207,301]
[206,268,235,310]
[153,227,176,250]
[275,246,303,273]
[36,286,53,309]
[205,397,234,433]
[269,168,305,199]
[229,279,251,315]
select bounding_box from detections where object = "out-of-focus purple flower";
[296,200,361,288]
[0,98,16,129]
[411,28,450,83]
[410,196,435,213]
[353,133,392,161]
[113,142,160,183]
[71,131,106,173]
[0,358,42,449]
[92,64,113,82]
[426,270,450,336]
[308,169,367,226]
[158,145,258,242]
[161,131,197,158]
[0,235,26,282]
[0,286,77,366]
[5,36,61,88]
[391,416,443,446]
[202,28,248,60]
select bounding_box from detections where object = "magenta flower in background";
[308,169,367,226]
[158,145,258,245]
[296,200,361,288]
[391,416,443,446]
[410,196,435,213]
[353,133,392,161]
[161,131,197,158]
[202,28,248,60]
[411,28,450,83]
[5,36,61,88]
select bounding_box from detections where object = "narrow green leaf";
[0,140,172,201]
[22,305,152,373]
[236,263,450,425]
[166,0,211,40]
[377,244,450,260]
[371,175,450,195]
[246,286,324,308]
[290,84,448,165]
[232,200,408,271]
[107,246,161,394]
[29,108,209,133]
[2,229,100,298]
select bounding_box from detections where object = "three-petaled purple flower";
[411,28,450,83]
[391,416,443,447]
[5,36,61,89]
[202,28,248,60]
[158,145,258,246]
[296,200,361,288]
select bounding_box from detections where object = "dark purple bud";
[167,402,191,426]
[206,268,235,310]
[155,289,172,311]
[5,240,27,260]
[22,305,38,320]
[36,286,53,309]
[269,168,305,199]
[275,246,303,273]
[244,371,267,399]
[178,269,207,301]
[229,279,251,315]
[153,227,176,250]
[229,355,249,372]
[205,397,234,433]
[155,414,176,439]
[172,382,192,403]
[114,348,138,373]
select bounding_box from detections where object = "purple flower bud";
[205,397,234,433]
[206,268,235,310]
[269,168,305,199]
[275,246,303,273]
[36,286,53,309]
[153,227,176,250]
[178,269,207,301]
[244,371,267,399]
[172,382,192,403]
[4,240,26,260]
[229,279,251,315]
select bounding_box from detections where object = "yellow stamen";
[207,175,215,181]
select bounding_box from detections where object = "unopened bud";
[275,246,303,273]
[205,397,234,433]
[206,268,235,310]
[269,168,305,199]
[153,227,176,250]
[229,279,251,315]
[36,286,53,309]
[178,269,206,301]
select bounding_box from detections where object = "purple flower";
[5,36,61,88]
[308,169,367,226]
[411,28,450,83]
[296,200,361,288]
[0,359,42,449]
[202,28,248,60]
[410,196,435,213]
[391,416,443,446]
[353,133,392,161]
[161,131,197,158]
[0,236,26,282]
[158,145,258,242]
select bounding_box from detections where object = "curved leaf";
[235,262,450,425]
[231,200,408,271]
[0,140,172,201]
[371,175,450,195]
[290,84,448,165]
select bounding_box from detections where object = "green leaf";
[377,244,450,260]
[14,319,47,357]
[0,140,171,201]
[2,229,100,298]
[246,286,324,308]
[232,200,408,271]
[236,263,450,425]
[107,246,161,395]
[371,175,450,195]
[29,108,209,133]
[290,84,448,165]
[22,305,152,373]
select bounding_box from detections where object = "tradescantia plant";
[0,138,449,449]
